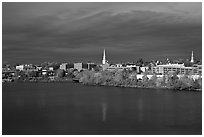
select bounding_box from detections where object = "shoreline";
[80,82,202,92]
[2,79,202,92]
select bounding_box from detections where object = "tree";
[101,71,114,85]
[28,71,38,77]
[142,73,149,87]
[184,60,193,67]
[155,77,163,87]
[93,72,103,84]
[197,77,202,89]
[56,69,65,78]
[77,70,95,84]
[128,72,137,85]
[165,72,179,88]
[192,79,201,89]
[114,71,123,85]
[93,65,101,71]
[136,58,144,67]
[17,71,28,80]
[148,74,157,87]
[72,69,79,77]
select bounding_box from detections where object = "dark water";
[2,82,202,135]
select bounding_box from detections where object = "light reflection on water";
[2,83,202,135]
[137,98,144,122]
[102,102,107,122]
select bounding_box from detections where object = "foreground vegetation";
[75,70,202,91]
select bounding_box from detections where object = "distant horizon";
[3,2,202,64]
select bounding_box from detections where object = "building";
[60,63,68,71]
[16,65,24,71]
[140,66,148,73]
[74,63,82,71]
[126,64,140,73]
[102,49,107,65]
[42,70,47,75]
[151,63,201,75]
[101,49,140,72]
[152,51,202,75]
[48,67,54,71]
[190,51,194,63]
[87,62,96,70]
[107,65,125,71]
[74,62,91,71]
[193,64,202,74]
[67,63,74,69]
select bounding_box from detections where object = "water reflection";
[102,102,107,122]
[137,98,144,122]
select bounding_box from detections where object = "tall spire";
[102,49,106,64]
[190,51,194,63]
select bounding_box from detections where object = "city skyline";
[3,2,202,64]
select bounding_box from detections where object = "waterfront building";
[60,63,68,71]
[126,64,136,68]
[107,65,125,71]
[49,67,54,71]
[87,62,96,70]
[74,63,82,71]
[126,64,140,73]
[74,63,83,71]
[16,65,24,71]
[106,64,139,72]
[74,63,91,71]
[151,63,201,75]
[140,66,149,73]
[193,64,202,74]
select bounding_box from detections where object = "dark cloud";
[2,2,202,64]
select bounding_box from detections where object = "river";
[2,82,202,135]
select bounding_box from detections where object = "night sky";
[2,2,202,64]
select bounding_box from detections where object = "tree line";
[75,69,202,91]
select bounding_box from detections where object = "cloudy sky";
[2,2,202,64]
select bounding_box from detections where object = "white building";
[101,49,140,72]
[74,63,83,71]
[42,70,47,75]
[152,63,200,75]
[49,67,54,71]
[60,63,68,70]
[102,49,107,65]
[140,66,148,73]
[190,51,194,63]
[16,65,24,71]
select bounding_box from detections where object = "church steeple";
[102,49,106,64]
[190,51,194,63]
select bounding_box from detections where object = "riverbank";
[2,77,202,91]
[2,78,73,83]
[74,70,202,91]
[2,69,202,91]
[79,82,202,92]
